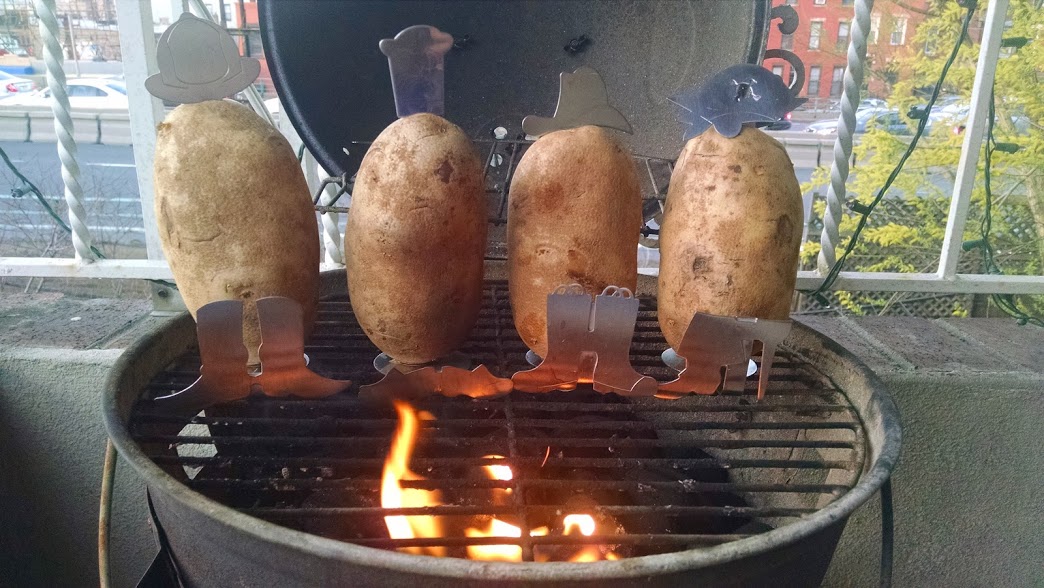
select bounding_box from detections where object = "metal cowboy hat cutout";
[146,12,261,104]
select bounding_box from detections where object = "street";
[0,141,145,254]
[0,138,821,257]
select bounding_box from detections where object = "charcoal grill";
[104,270,899,587]
[103,2,899,585]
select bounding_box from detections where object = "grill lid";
[258,0,770,176]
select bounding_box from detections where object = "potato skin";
[344,113,486,365]
[658,126,803,350]
[154,100,319,357]
[508,125,641,357]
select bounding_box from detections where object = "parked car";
[858,98,888,111]
[805,108,917,136]
[0,71,35,96]
[0,77,128,109]
[764,110,793,131]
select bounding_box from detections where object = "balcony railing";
[1,0,1040,302]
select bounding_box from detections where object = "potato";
[344,113,486,366]
[154,100,319,363]
[657,126,803,350]
[508,125,641,358]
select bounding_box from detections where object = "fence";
[0,107,132,145]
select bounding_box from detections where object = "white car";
[0,71,35,96]
[0,77,128,109]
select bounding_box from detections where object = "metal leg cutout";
[657,313,791,400]
[153,297,350,415]
[359,364,513,402]
[512,285,658,397]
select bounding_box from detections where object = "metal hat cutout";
[154,297,350,416]
[522,66,633,137]
[380,25,454,117]
[146,12,261,104]
[673,63,806,140]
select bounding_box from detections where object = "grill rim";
[102,271,900,582]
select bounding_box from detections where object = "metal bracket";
[359,364,513,402]
[657,313,791,400]
[154,297,349,415]
[512,285,658,397]
[145,12,261,104]
[379,24,453,117]
[522,66,632,137]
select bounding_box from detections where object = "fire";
[382,402,619,562]
[382,401,445,556]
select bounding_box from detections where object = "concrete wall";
[0,295,1041,587]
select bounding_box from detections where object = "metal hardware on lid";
[658,313,792,401]
[145,12,261,104]
[673,63,806,140]
[153,297,349,415]
[522,66,632,137]
[379,25,454,117]
[512,284,657,397]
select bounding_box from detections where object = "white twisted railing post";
[817,0,874,275]
[36,0,94,262]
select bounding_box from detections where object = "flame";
[382,404,619,562]
[563,514,596,536]
[382,401,445,556]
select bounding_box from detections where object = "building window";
[809,20,824,50]
[786,0,798,5]
[814,0,826,5]
[841,0,855,5]
[890,16,908,46]
[870,15,881,45]
[837,20,851,49]
[772,65,784,79]
[830,66,845,97]
[808,66,821,96]
[781,33,794,50]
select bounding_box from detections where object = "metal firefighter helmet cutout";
[379,24,454,117]
[512,285,657,397]
[154,297,349,415]
[673,63,806,140]
[522,66,633,137]
[145,12,261,104]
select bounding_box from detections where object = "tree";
[803,0,1044,319]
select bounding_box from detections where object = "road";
[0,139,821,256]
[0,141,144,253]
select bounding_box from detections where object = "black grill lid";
[259,0,770,176]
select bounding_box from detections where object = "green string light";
[806,3,976,298]
[805,3,1042,328]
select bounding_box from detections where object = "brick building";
[763,0,931,101]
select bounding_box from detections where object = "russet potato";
[508,125,641,357]
[344,113,486,365]
[154,100,319,362]
[657,126,803,350]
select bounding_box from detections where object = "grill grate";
[130,282,866,561]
